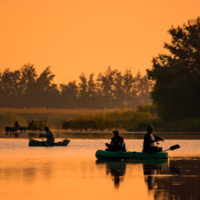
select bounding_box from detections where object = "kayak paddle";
[163,144,180,151]
[40,137,49,147]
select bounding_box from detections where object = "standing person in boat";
[143,125,164,153]
[14,121,20,131]
[105,130,126,152]
[39,127,55,143]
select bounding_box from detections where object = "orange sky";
[0,0,200,84]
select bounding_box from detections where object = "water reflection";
[96,160,126,188]
[96,158,196,199]
[1,139,200,200]
[5,132,20,137]
[153,159,200,200]
[96,159,170,190]
[143,160,168,190]
[0,164,52,182]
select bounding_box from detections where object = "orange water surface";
[0,139,200,200]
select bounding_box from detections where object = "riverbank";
[2,106,200,133]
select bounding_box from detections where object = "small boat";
[95,150,168,160]
[29,139,70,147]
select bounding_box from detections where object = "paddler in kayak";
[143,125,164,153]
[105,130,126,152]
[39,127,55,143]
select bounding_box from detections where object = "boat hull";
[29,139,70,147]
[95,150,168,160]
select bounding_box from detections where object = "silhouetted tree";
[60,81,78,108]
[87,73,99,109]
[20,64,38,107]
[0,65,153,109]
[122,69,135,106]
[96,66,116,107]
[35,66,59,108]
[147,17,200,120]
[113,70,124,107]
[136,75,153,105]
[78,73,89,108]
[0,69,21,107]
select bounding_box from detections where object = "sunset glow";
[0,0,200,84]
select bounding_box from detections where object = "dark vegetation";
[2,105,200,132]
[62,105,158,131]
[0,113,25,126]
[62,17,200,132]
[0,65,153,109]
[147,17,200,121]
[0,106,158,131]
[2,17,200,132]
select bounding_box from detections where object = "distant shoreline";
[0,131,200,139]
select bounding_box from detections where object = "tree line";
[0,64,153,109]
[147,17,200,120]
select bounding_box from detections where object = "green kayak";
[95,150,168,160]
[29,139,70,147]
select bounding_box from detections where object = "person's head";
[44,126,49,132]
[113,130,119,137]
[147,125,154,134]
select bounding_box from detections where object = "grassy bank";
[1,106,200,132]
[62,105,158,131]
[0,113,26,128]
[0,107,135,130]
[61,105,200,132]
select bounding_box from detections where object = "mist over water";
[0,139,200,200]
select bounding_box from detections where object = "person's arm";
[39,131,50,138]
[154,134,164,141]
[109,138,115,146]
[105,138,114,147]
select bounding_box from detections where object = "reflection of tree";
[0,165,52,184]
[96,159,200,200]
[96,161,126,188]
[153,160,200,200]
[143,160,200,200]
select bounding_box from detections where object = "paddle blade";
[170,144,180,151]
[40,137,49,147]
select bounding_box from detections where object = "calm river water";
[0,139,200,200]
